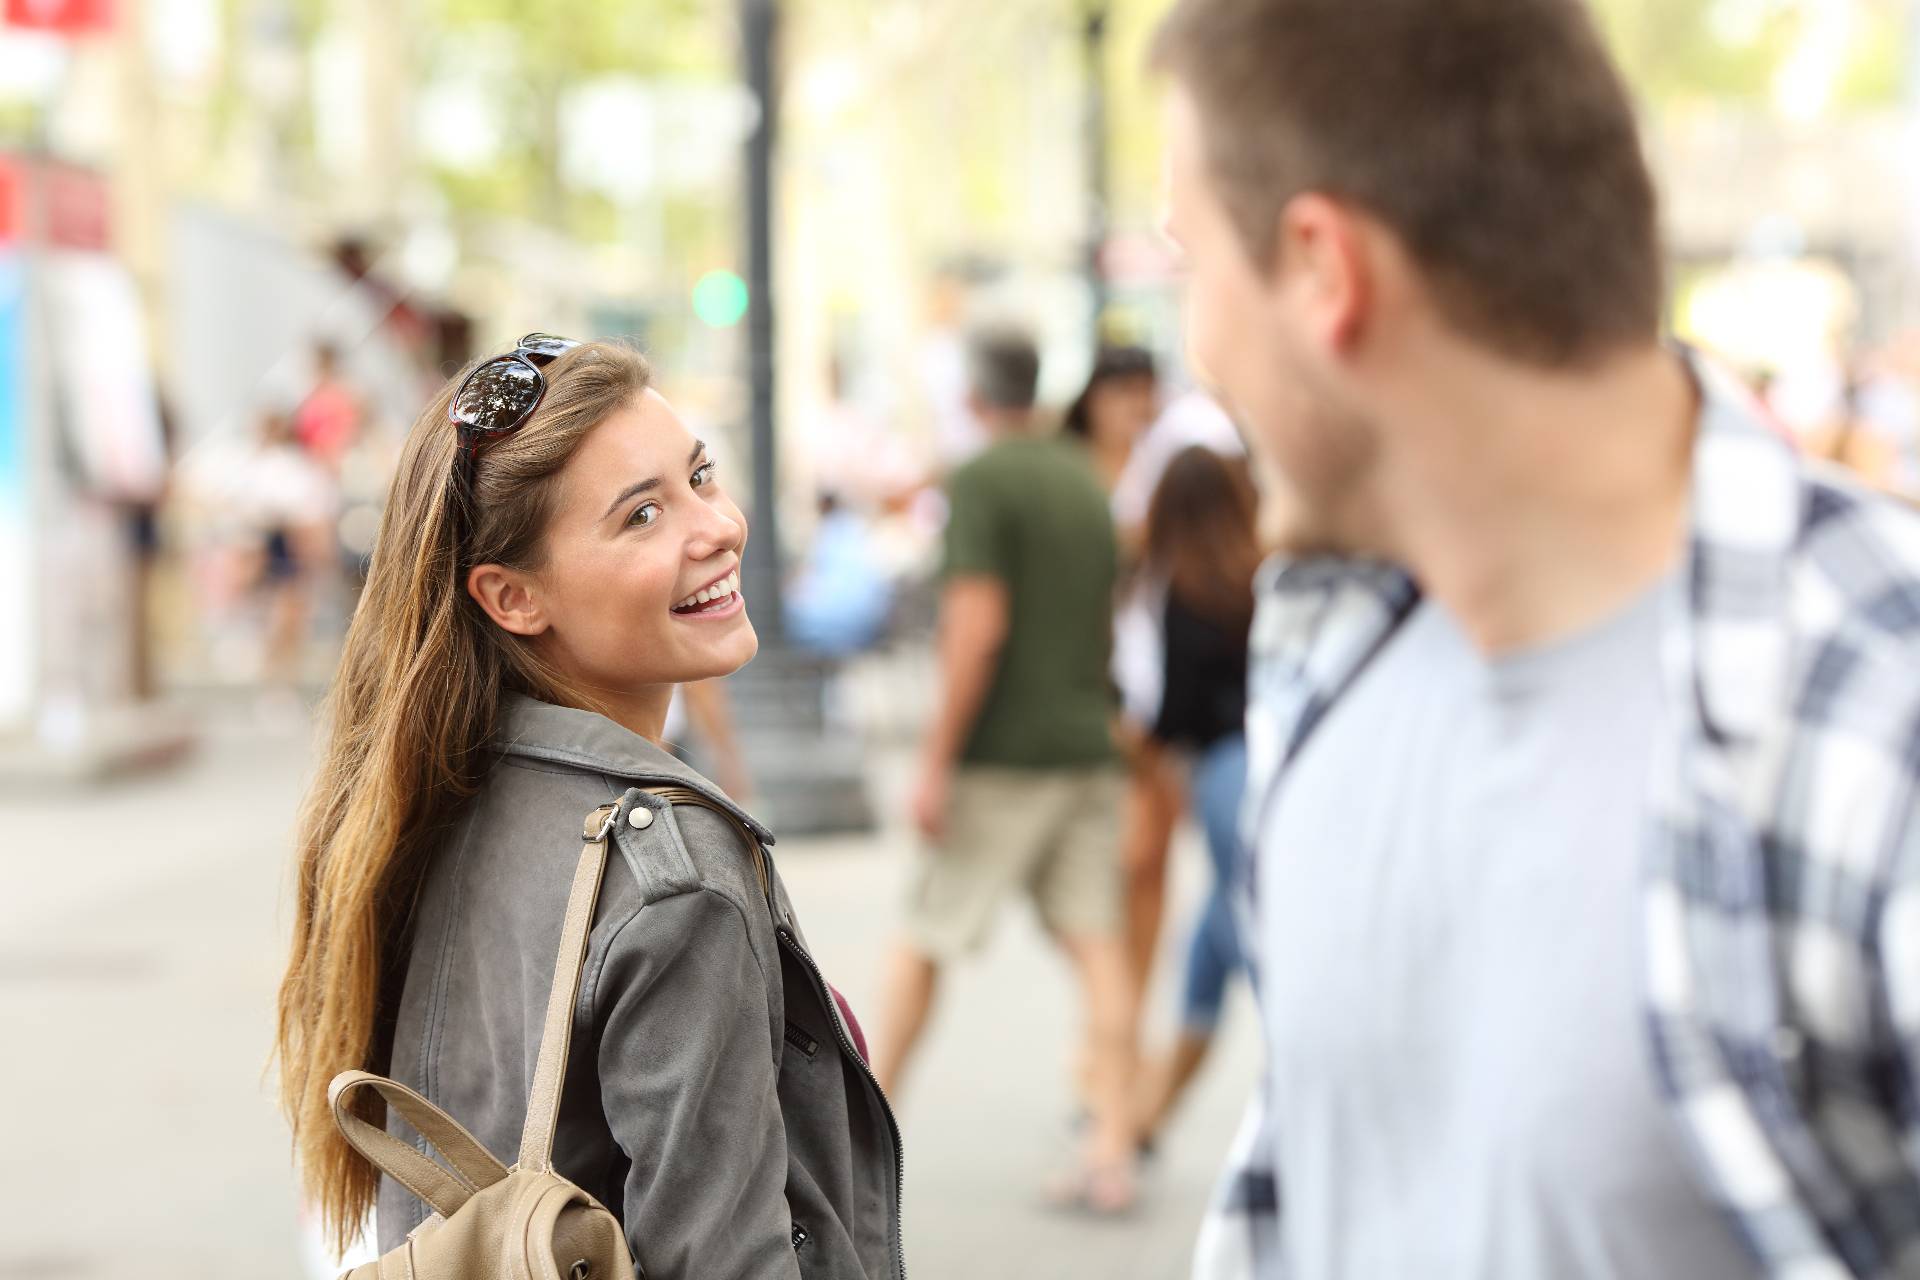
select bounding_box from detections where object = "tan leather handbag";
[328,802,634,1280]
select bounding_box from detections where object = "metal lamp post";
[1082,0,1112,343]
[742,0,783,639]
[727,0,874,835]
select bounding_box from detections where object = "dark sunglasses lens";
[518,333,580,364]
[452,357,542,432]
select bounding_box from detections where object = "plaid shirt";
[1196,358,1920,1279]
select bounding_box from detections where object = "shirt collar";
[1252,348,1804,754]
[1676,354,1804,750]
[495,691,775,845]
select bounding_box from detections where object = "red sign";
[0,157,111,250]
[5,0,112,33]
[42,161,108,250]
[0,157,20,244]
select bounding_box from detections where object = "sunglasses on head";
[450,332,582,478]
[446,333,582,564]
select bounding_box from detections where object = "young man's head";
[1153,0,1663,550]
[966,326,1043,431]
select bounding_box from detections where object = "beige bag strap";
[518,802,619,1172]
[517,792,774,1172]
[648,785,776,919]
[328,1070,509,1219]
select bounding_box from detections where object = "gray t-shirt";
[1257,576,1753,1279]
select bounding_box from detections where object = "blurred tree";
[1099,0,1909,243]
[1593,0,1905,109]
[418,0,724,233]
[194,0,729,240]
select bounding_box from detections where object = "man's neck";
[1367,342,1697,656]
[981,409,1037,439]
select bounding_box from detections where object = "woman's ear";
[466,564,549,637]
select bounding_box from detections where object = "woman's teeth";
[673,571,741,613]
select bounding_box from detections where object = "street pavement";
[0,701,1256,1279]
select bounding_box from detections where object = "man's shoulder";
[950,438,1110,518]
[1792,465,1920,669]
[1772,469,1920,855]
[944,440,1017,503]
[954,434,1083,476]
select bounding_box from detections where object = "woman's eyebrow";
[599,445,709,520]
[601,476,661,520]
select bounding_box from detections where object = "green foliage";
[1099,0,1909,238]
[414,0,730,236]
[1829,5,1909,109]
[1591,0,1906,108]
[425,0,722,79]
[1593,0,1795,102]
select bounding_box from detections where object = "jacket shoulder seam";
[582,884,778,1060]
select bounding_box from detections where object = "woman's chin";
[728,623,761,671]
[693,620,758,679]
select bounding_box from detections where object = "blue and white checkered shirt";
[1197,357,1920,1279]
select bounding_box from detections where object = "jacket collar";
[495,692,775,845]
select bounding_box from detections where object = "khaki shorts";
[904,765,1125,959]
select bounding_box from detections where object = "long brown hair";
[1144,445,1262,631]
[275,341,652,1250]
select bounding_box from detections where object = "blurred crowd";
[862,324,1258,1215]
[1750,334,1920,502]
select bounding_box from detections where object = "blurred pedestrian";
[665,677,755,804]
[1808,366,1894,488]
[124,391,178,701]
[239,407,335,690]
[1131,447,1260,1151]
[1155,1,1920,1277]
[786,491,895,656]
[274,337,902,1277]
[870,326,1139,1212]
[1064,344,1160,494]
[1106,391,1246,1012]
[1064,347,1195,1020]
[1111,391,1245,549]
[294,340,364,471]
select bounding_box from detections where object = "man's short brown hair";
[1152,0,1662,367]
[967,326,1043,411]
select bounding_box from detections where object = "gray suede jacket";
[376,694,905,1279]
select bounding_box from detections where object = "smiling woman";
[463,393,758,732]
[275,338,905,1279]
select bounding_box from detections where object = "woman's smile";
[670,568,745,620]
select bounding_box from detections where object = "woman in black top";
[1135,446,1261,1146]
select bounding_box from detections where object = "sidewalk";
[0,707,1256,1279]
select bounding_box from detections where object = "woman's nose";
[686,502,745,560]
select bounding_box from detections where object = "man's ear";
[466,563,549,637]
[1275,192,1372,355]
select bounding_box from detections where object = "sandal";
[1043,1156,1140,1217]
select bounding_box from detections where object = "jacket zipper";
[644,787,906,1277]
[777,925,908,1280]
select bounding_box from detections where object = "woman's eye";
[627,502,662,528]
[692,460,717,488]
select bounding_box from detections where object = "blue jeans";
[1181,733,1248,1033]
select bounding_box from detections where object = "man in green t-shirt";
[870,327,1138,1211]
